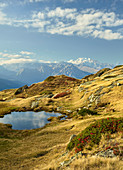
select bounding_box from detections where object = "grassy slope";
[0,66,123,169]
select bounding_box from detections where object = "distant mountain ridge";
[0,57,115,90]
[67,58,114,73]
[0,78,23,91]
[1,62,91,85]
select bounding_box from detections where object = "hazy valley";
[0,58,114,90]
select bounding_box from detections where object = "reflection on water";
[0,111,61,130]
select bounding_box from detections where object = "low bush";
[78,108,97,116]
[53,90,70,99]
[40,90,53,95]
[67,117,123,153]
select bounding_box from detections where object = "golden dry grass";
[69,157,123,170]
[0,66,123,169]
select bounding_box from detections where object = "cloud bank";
[0,51,54,65]
[0,5,123,40]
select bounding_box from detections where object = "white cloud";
[0,58,36,65]
[32,12,45,19]
[0,51,36,65]
[0,11,8,25]
[28,0,48,2]
[0,52,22,58]
[0,5,123,40]
[47,7,76,18]
[20,51,34,55]
[92,29,123,40]
[29,7,123,40]
[61,0,76,3]
[39,60,51,63]
[0,50,58,65]
[0,3,7,8]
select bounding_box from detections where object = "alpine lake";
[0,111,65,130]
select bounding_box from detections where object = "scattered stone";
[117,82,121,86]
[88,104,92,108]
[89,94,95,103]
[75,151,83,159]
[60,160,72,166]
[66,110,72,113]
[60,151,82,167]
[78,86,83,93]
[96,149,116,158]
[61,151,68,157]
[31,101,39,109]
[69,134,76,142]
[57,107,63,112]
[77,107,82,111]
[95,97,100,105]
[83,106,89,109]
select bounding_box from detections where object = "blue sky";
[0,0,123,65]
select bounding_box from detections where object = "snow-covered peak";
[67,57,114,70]
[67,58,94,65]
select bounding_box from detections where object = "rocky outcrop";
[31,101,39,109]
[95,149,116,158]
[14,85,28,95]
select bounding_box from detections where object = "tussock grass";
[69,157,122,170]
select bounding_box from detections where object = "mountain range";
[0,58,114,90]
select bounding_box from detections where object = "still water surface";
[0,111,61,130]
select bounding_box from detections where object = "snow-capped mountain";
[67,58,114,73]
[2,62,90,85]
[0,57,115,89]
[68,58,94,65]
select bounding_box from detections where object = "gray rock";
[66,110,72,113]
[31,101,39,109]
[89,94,95,103]
[69,134,76,142]
[61,151,68,157]
[117,82,121,86]
[60,152,82,167]
[96,149,116,158]
[60,160,72,166]
[95,97,100,105]
[78,86,83,93]
[88,104,92,108]
[57,107,63,112]
[75,151,83,158]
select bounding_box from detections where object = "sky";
[0,0,123,65]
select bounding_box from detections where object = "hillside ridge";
[0,65,122,169]
[0,65,123,115]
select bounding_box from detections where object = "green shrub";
[40,90,53,95]
[78,108,97,116]
[67,117,123,153]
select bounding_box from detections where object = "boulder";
[69,134,76,142]
[31,101,39,109]
[14,85,28,95]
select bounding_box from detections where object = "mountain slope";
[1,58,116,86]
[2,62,91,85]
[0,65,122,114]
[0,65,122,170]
